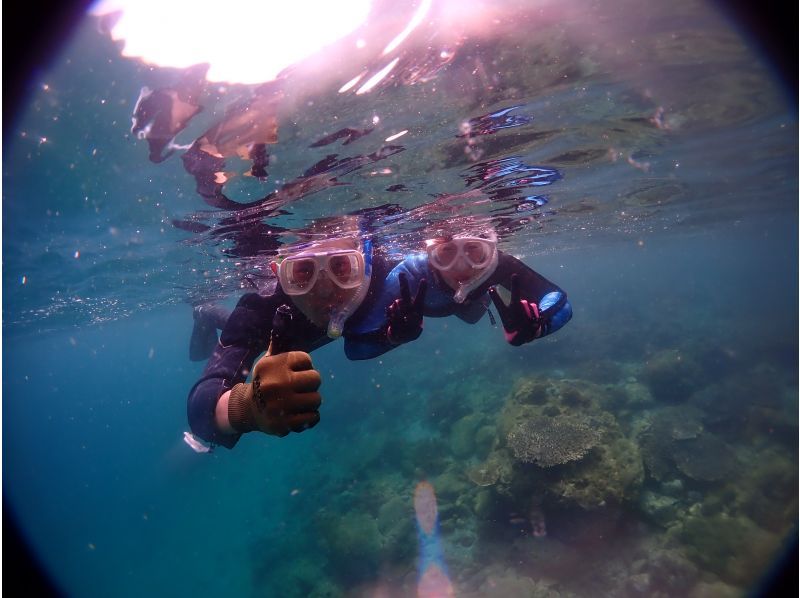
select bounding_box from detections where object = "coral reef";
[507,415,600,467]
[641,348,705,402]
[624,544,700,596]
[248,324,796,598]
[639,406,738,483]
[671,434,737,482]
[449,413,493,460]
[490,377,645,510]
[669,512,783,586]
[552,437,644,510]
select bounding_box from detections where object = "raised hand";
[227,351,322,437]
[488,273,542,346]
[386,273,428,344]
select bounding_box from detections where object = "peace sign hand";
[488,273,542,346]
[386,273,427,344]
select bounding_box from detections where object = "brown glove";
[227,351,322,437]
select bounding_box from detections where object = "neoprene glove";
[227,351,322,437]
[386,273,427,344]
[488,273,543,346]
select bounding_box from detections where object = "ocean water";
[3,1,797,597]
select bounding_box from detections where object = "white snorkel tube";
[453,243,498,303]
[327,238,373,339]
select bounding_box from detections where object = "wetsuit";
[344,251,572,360]
[187,256,397,448]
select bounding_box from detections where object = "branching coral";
[507,415,600,467]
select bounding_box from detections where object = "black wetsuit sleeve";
[186,292,281,448]
[485,252,563,297]
[344,327,395,360]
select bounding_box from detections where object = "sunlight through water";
[90,0,373,83]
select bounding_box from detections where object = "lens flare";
[89,0,372,84]
[414,481,455,597]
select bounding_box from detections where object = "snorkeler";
[186,232,426,449]
[344,228,572,359]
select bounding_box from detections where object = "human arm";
[187,293,324,447]
[386,272,427,343]
[344,256,428,360]
[210,353,321,436]
[218,350,321,437]
[485,253,572,345]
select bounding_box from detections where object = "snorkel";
[326,238,373,339]
[452,243,498,303]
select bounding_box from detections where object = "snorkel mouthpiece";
[327,313,346,339]
[452,244,499,303]
[326,238,373,339]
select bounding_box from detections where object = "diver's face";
[427,238,495,291]
[291,275,360,327]
[275,238,363,327]
[437,260,483,291]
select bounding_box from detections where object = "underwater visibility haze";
[3,0,797,596]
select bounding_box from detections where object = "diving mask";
[427,237,497,271]
[277,249,366,296]
[425,234,499,303]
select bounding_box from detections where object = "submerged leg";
[189,304,231,361]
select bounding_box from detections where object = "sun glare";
[90,0,372,84]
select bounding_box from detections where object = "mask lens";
[280,249,366,294]
[463,240,492,267]
[430,242,459,269]
[327,253,362,288]
[284,258,317,292]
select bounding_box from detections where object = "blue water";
[3,1,797,596]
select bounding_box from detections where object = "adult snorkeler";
[186,221,425,450]
[345,225,572,359]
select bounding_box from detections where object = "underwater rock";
[375,495,415,563]
[641,348,704,402]
[406,438,450,477]
[627,545,699,597]
[465,564,569,598]
[620,380,655,410]
[671,434,738,482]
[659,478,684,497]
[474,425,497,461]
[466,450,513,487]
[431,470,471,502]
[735,447,798,533]
[691,364,797,442]
[638,406,707,482]
[510,378,551,404]
[262,557,340,598]
[664,406,705,440]
[439,514,479,574]
[449,414,485,459]
[551,436,644,510]
[308,579,344,598]
[316,511,384,581]
[572,358,623,384]
[507,415,600,467]
[472,488,495,519]
[688,580,741,598]
[640,490,681,527]
[670,512,782,586]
